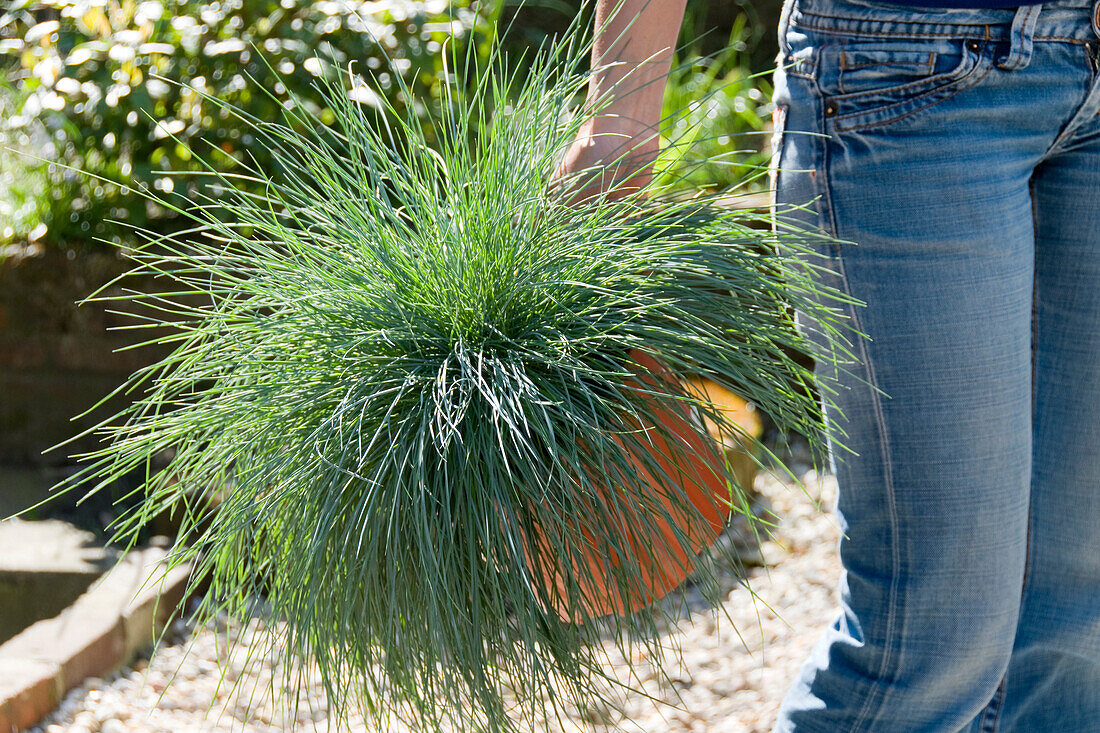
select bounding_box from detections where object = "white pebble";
[27,463,841,732]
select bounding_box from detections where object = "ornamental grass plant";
[35,6,860,731]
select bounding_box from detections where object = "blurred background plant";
[0,0,498,250]
[0,81,52,247]
[654,11,773,194]
[0,0,777,251]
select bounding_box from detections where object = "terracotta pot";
[526,350,752,622]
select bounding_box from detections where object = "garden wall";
[0,247,171,466]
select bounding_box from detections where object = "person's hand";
[550,116,660,206]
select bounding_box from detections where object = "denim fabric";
[868,0,1044,8]
[770,0,1100,730]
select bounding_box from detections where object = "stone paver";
[0,546,192,732]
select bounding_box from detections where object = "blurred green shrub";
[0,0,496,248]
[0,82,53,245]
[1,1,776,247]
[654,13,773,195]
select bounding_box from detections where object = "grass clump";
[44,8,859,733]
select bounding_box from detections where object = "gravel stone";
[29,467,842,732]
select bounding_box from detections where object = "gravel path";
[31,467,843,733]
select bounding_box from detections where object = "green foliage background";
[0,0,499,247]
[1,0,778,249]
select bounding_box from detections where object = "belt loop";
[997,5,1041,71]
[778,0,796,57]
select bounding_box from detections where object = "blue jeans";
[770,0,1100,729]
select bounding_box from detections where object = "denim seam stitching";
[817,109,904,733]
[978,678,1006,732]
[843,59,933,69]
[796,25,993,41]
[792,18,996,40]
[794,11,993,30]
[1033,35,1092,42]
[976,184,1044,733]
[843,275,903,733]
[792,27,1095,45]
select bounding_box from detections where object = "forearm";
[586,0,689,141]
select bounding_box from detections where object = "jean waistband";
[784,0,1100,43]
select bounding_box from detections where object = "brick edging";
[0,547,191,732]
